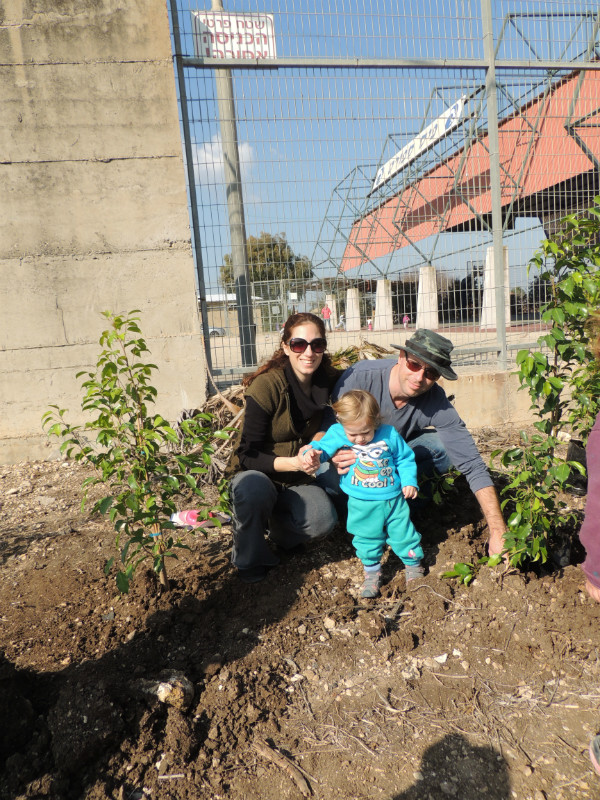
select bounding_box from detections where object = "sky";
[169,0,600,296]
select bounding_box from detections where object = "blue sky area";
[170,1,600,295]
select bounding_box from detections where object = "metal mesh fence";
[168,0,600,384]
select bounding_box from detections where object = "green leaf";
[554,463,571,484]
[116,571,130,593]
[98,496,114,514]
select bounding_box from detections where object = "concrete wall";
[0,0,207,463]
[440,371,533,431]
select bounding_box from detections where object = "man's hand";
[331,448,356,475]
[474,485,507,559]
[403,485,418,500]
[585,579,600,603]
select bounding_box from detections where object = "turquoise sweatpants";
[347,495,423,567]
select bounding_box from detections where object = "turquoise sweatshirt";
[309,423,418,501]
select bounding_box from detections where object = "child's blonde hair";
[332,390,382,428]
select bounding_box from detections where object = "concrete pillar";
[480,246,510,330]
[325,293,337,331]
[345,288,361,332]
[416,266,439,330]
[374,279,393,330]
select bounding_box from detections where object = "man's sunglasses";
[405,356,440,381]
[288,337,328,354]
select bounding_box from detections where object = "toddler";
[305,389,424,598]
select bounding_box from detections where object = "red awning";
[341,69,600,271]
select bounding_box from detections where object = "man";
[321,303,332,332]
[326,329,507,557]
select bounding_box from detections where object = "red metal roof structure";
[341,69,600,272]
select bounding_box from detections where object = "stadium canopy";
[341,68,600,272]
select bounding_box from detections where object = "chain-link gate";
[168,0,600,387]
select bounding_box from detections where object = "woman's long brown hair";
[243,312,332,386]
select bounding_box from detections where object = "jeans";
[407,430,452,477]
[230,466,338,571]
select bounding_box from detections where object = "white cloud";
[193,133,255,186]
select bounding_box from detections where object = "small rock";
[440,780,457,795]
[324,616,336,630]
[137,671,194,710]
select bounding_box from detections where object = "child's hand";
[403,485,418,500]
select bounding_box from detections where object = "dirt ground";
[1,427,599,800]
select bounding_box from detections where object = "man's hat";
[391,329,458,381]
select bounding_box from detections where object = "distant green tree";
[220,232,314,295]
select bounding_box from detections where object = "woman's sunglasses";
[405,356,440,381]
[288,337,327,354]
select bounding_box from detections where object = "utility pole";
[481,0,507,368]
[212,0,257,366]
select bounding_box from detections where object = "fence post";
[481,0,508,368]
[212,0,257,367]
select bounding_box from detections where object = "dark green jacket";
[226,363,342,486]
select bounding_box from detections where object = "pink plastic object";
[170,510,200,528]
[170,510,232,529]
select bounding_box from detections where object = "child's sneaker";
[361,568,381,599]
[405,563,425,583]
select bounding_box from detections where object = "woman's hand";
[298,447,321,474]
[274,449,321,475]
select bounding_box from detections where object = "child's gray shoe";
[361,569,381,598]
[405,563,425,583]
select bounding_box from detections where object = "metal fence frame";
[168,0,600,386]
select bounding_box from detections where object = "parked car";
[208,326,226,336]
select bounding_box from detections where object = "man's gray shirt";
[327,359,492,493]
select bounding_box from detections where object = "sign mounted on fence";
[370,95,467,194]
[192,11,277,60]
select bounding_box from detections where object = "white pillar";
[345,288,361,331]
[416,265,439,330]
[325,293,337,331]
[480,246,510,330]
[373,279,393,330]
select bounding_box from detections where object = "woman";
[227,313,342,583]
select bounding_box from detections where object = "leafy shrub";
[43,311,230,593]
[491,200,600,567]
